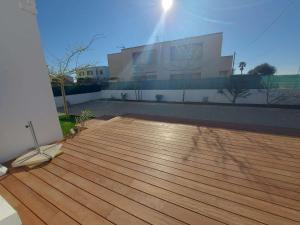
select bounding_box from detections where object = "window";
[132,50,157,65]
[87,70,93,76]
[79,71,85,76]
[145,72,157,80]
[170,43,203,61]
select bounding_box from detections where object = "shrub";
[52,84,102,97]
[121,93,128,101]
[156,94,164,102]
[76,110,95,128]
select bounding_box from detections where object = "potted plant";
[156,94,164,102]
[75,110,95,132]
[121,93,128,101]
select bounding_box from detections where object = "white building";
[76,66,110,81]
[0,0,62,162]
[108,33,233,81]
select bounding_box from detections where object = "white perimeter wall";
[99,89,300,105]
[0,0,62,163]
[54,92,102,108]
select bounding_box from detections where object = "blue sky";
[36,0,300,74]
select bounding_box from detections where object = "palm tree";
[239,62,246,75]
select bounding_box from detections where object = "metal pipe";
[25,121,41,153]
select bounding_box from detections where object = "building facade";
[76,66,110,81]
[108,33,233,81]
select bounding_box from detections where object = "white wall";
[99,89,300,105]
[0,0,62,163]
[54,92,102,108]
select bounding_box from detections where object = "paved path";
[59,100,300,130]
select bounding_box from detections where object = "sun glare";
[162,0,173,12]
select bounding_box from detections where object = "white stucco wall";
[54,92,102,108]
[0,0,62,163]
[99,89,300,105]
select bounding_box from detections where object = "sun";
[162,0,173,12]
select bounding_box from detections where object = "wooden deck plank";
[109,119,300,156]
[0,184,45,225]
[78,132,300,174]
[84,128,300,170]
[2,116,300,225]
[52,155,299,225]
[57,153,300,219]
[87,125,300,171]
[12,171,114,225]
[63,142,300,209]
[0,175,79,225]
[72,136,300,192]
[29,167,150,225]
[91,123,300,164]
[85,123,300,164]
[44,161,223,225]
[30,165,191,225]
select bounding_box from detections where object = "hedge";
[52,75,300,96]
[103,75,300,90]
[52,84,102,97]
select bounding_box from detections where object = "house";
[108,33,233,81]
[76,66,110,82]
[0,0,62,163]
[64,75,75,84]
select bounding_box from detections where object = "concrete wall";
[108,33,233,81]
[99,89,300,105]
[0,0,62,163]
[54,92,102,108]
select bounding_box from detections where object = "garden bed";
[59,115,76,136]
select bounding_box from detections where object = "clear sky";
[36,0,300,75]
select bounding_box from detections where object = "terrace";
[1,115,299,225]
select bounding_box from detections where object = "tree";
[260,75,287,105]
[248,63,276,76]
[239,62,246,75]
[48,35,101,115]
[218,77,251,104]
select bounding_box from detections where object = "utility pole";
[232,52,236,75]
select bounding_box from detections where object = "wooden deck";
[1,116,300,225]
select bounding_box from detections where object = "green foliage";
[77,77,97,85]
[76,110,96,127]
[59,115,76,137]
[103,75,300,90]
[52,84,101,97]
[248,63,277,76]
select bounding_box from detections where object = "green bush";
[52,84,102,97]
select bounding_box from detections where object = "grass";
[59,115,76,137]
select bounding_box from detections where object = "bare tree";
[48,35,101,115]
[218,77,251,104]
[260,75,287,105]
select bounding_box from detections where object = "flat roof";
[109,32,223,54]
